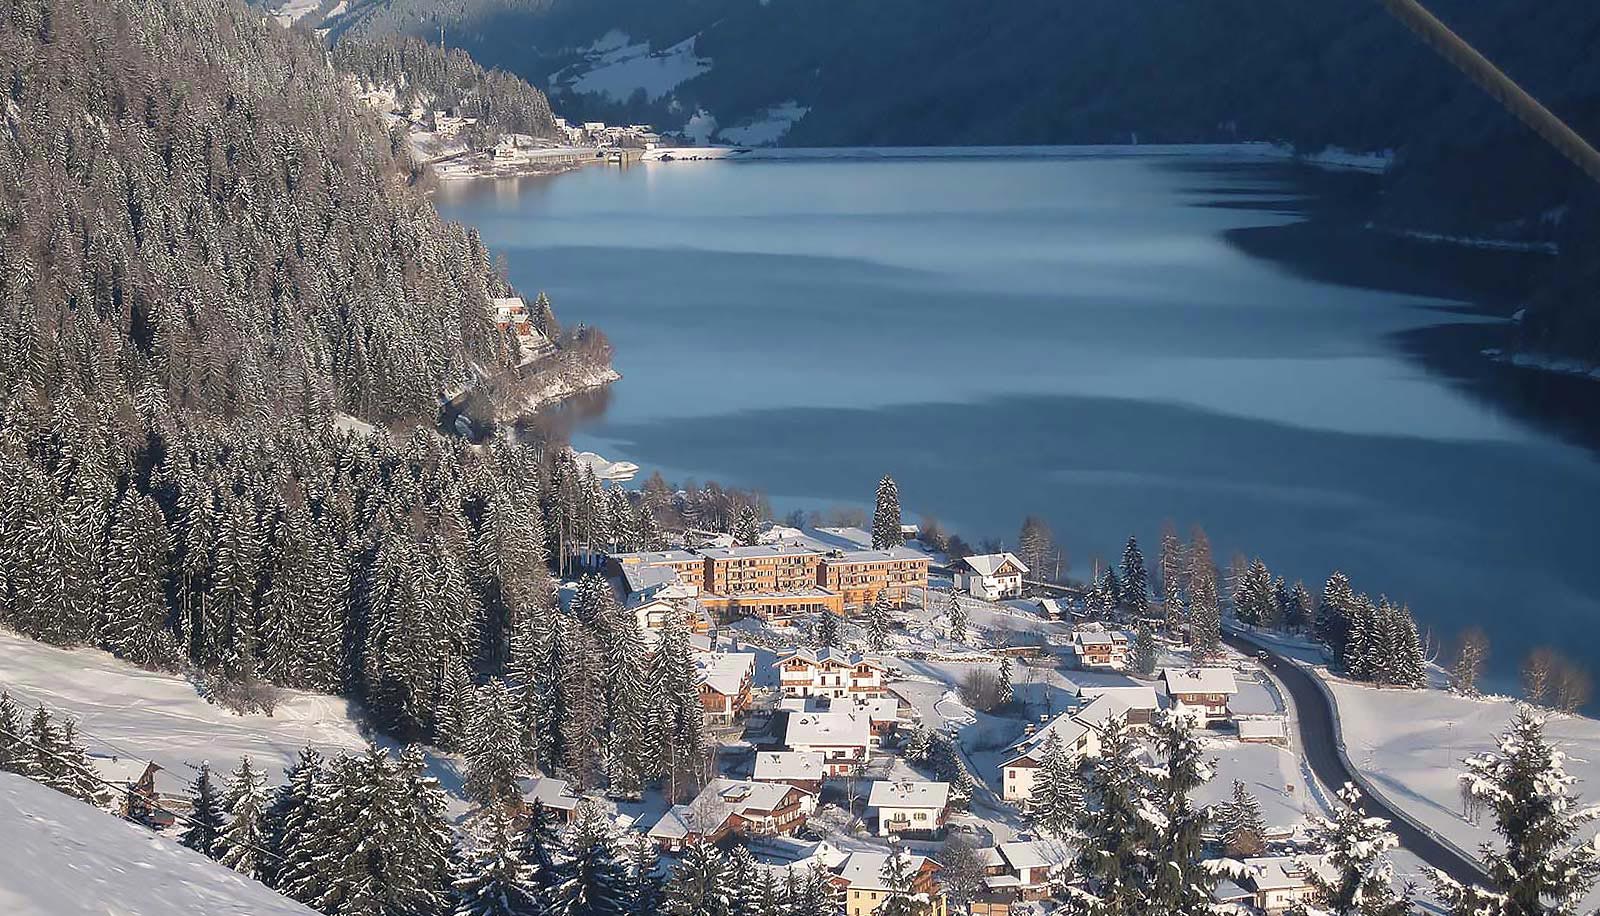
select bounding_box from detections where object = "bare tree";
[1451,627,1491,696]
[959,668,1004,713]
[1554,661,1593,714]
[1523,647,1559,704]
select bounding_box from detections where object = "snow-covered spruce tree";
[1218,779,1266,856]
[0,692,24,774]
[519,800,563,895]
[561,618,607,789]
[1317,572,1357,658]
[1303,783,1413,916]
[1133,620,1158,676]
[1432,706,1600,916]
[55,718,109,806]
[434,654,474,753]
[726,845,763,916]
[665,842,733,916]
[1146,710,1218,916]
[621,833,664,916]
[997,655,1015,707]
[866,593,893,653]
[877,844,922,916]
[814,611,841,649]
[453,806,538,916]
[1120,536,1149,618]
[948,591,969,644]
[608,488,641,553]
[1287,580,1313,631]
[262,746,324,891]
[650,613,710,801]
[180,762,227,860]
[1343,596,1377,681]
[872,475,905,550]
[1187,527,1222,656]
[466,679,526,807]
[218,756,269,880]
[97,488,179,669]
[733,504,763,547]
[1069,713,1151,916]
[1030,731,1084,838]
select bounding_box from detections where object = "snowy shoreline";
[640,141,1393,172]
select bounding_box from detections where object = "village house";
[815,547,931,610]
[633,597,710,639]
[647,778,813,852]
[1000,695,1130,803]
[1162,667,1240,722]
[489,297,555,362]
[847,695,906,743]
[93,756,178,827]
[776,648,892,699]
[1071,629,1132,670]
[833,851,948,916]
[752,750,826,797]
[516,775,583,824]
[697,649,756,725]
[1076,684,1161,726]
[1212,855,1333,914]
[868,780,951,837]
[952,553,1028,601]
[981,839,1072,902]
[782,711,873,776]
[1237,715,1289,745]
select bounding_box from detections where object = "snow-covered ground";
[718,102,810,146]
[269,0,322,27]
[556,31,712,102]
[0,772,316,916]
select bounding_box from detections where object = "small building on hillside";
[776,648,892,699]
[1076,684,1161,726]
[1216,855,1333,914]
[833,852,948,916]
[647,778,813,852]
[982,839,1072,901]
[1071,629,1131,670]
[1001,694,1146,803]
[782,711,872,776]
[1162,667,1239,722]
[868,780,951,837]
[94,756,179,828]
[952,553,1028,601]
[517,775,583,824]
[697,650,756,725]
[753,750,826,797]
[1237,715,1288,746]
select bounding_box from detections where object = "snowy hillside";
[0,772,316,916]
[0,629,369,782]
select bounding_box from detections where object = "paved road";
[1222,630,1488,887]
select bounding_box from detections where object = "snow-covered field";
[0,772,316,916]
[557,31,712,102]
[270,0,322,26]
[0,629,369,783]
[718,101,810,146]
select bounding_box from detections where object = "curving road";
[1222,630,1488,887]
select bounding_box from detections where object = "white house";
[516,775,583,824]
[753,750,826,798]
[868,780,951,837]
[776,648,891,699]
[647,778,813,851]
[1162,667,1239,722]
[952,553,1028,600]
[783,711,872,775]
[1000,707,1099,804]
[1220,855,1334,914]
[1071,629,1131,670]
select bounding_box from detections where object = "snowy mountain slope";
[0,772,317,916]
[0,629,368,782]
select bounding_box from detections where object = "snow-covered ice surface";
[559,32,712,102]
[1329,677,1600,908]
[0,629,369,782]
[717,101,809,146]
[0,772,317,916]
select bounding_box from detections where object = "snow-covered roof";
[89,755,160,787]
[997,839,1072,872]
[646,778,803,840]
[868,780,950,810]
[696,651,755,696]
[518,775,581,812]
[1007,710,1093,761]
[784,711,871,749]
[1078,684,1160,712]
[611,549,701,565]
[1237,717,1287,741]
[1244,855,1333,891]
[1072,630,1129,647]
[1162,667,1239,695]
[959,552,1028,577]
[622,563,681,595]
[754,751,825,782]
[699,544,820,561]
[830,546,931,565]
[777,647,889,671]
[835,851,936,891]
[848,696,902,724]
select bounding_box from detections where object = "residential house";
[517,775,583,824]
[833,852,948,916]
[952,553,1028,601]
[776,648,892,699]
[1076,684,1161,726]
[782,711,872,776]
[1162,667,1240,722]
[981,839,1072,902]
[647,778,813,852]
[1071,629,1131,670]
[753,751,826,797]
[490,297,555,362]
[867,780,951,837]
[815,547,931,610]
[1237,715,1288,746]
[1216,855,1333,914]
[847,695,905,743]
[999,696,1122,803]
[697,650,757,725]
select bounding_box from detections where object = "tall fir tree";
[452,806,539,916]
[665,842,732,916]
[180,762,227,860]
[865,593,893,653]
[1158,520,1185,633]
[1145,710,1217,916]
[1070,714,1150,916]
[0,692,24,774]
[1305,784,1414,916]
[465,679,525,807]
[876,845,921,916]
[947,591,968,644]
[1317,572,1357,658]
[218,756,269,880]
[1133,620,1158,676]
[871,476,904,550]
[1119,536,1149,619]
[263,746,324,891]
[814,611,840,650]
[1216,779,1266,856]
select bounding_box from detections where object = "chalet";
[517,775,583,824]
[776,648,892,699]
[697,650,757,725]
[868,780,951,837]
[93,756,178,827]
[1076,684,1161,726]
[1071,629,1131,670]
[981,839,1072,902]
[1237,715,1288,746]
[782,711,872,776]
[752,750,826,797]
[833,852,948,916]
[1162,667,1239,722]
[999,696,1120,803]
[490,297,555,361]
[847,695,905,742]
[647,778,813,852]
[815,547,931,610]
[1215,855,1333,914]
[633,597,710,639]
[952,553,1028,601]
